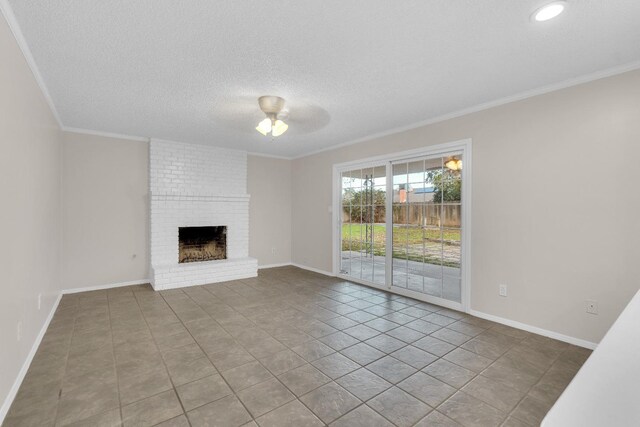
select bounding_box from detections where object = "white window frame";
[332,138,472,312]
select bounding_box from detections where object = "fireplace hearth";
[179,226,226,263]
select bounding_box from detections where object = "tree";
[343,188,386,223]
[427,169,461,203]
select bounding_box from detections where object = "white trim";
[469,309,598,350]
[292,60,640,160]
[0,293,62,424]
[291,263,335,277]
[332,139,472,169]
[0,0,63,127]
[62,279,149,295]
[247,151,292,160]
[3,0,638,163]
[332,165,340,277]
[62,126,149,142]
[461,142,472,312]
[258,262,293,269]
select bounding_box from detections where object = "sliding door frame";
[332,139,472,312]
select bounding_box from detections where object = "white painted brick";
[149,139,257,290]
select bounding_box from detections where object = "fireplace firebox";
[178,226,227,263]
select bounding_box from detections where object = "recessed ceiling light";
[532,1,566,22]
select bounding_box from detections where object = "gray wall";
[61,132,149,289]
[0,13,62,416]
[60,137,295,285]
[248,155,293,266]
[291,69,640,344]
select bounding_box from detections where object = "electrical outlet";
[499,284,508,297]
[38,293,42,310]
[586,300,598,315]
[17,321,22,342]
[271,247,276,255]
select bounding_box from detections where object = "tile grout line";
[132,288,194,426]
[162,284,268,423]
[51,295,79,427]
[106,289,126,426]
[13,269,588,427]
[180,282,331,424]
[184,279,361,424]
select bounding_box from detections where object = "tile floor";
[3,266,591,427]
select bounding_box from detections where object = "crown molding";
[62,126,149,142]
[4,0,639,161]
[292,60,640,160]
[247,151,293,160]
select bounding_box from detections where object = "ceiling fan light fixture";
[271,120,288,137]
[256,118,272,136]
[256,95,289,138]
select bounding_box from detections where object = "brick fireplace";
[149,139,258,290]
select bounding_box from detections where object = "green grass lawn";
[341,223,461,267]
[342,224,460,244]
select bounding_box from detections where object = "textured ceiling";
[7,0,640,158]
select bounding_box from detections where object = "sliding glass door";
[390,155,462,303]
[335,142,468,309]
[340,165,387,286]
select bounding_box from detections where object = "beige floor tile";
[258,349,306,375]
[300,382,361,424]
[277,364,331,396]
[118,370,173,405]
[461,375,524,413]
[236,378,295,417]
[62,408,121,427]
[153,415,190,427]
[331,405,394,426]
[368,386,432,427]
[187,395,252,427]
[7,268,589,427]
[291,340,335,362]
[311,353,360,379]
[176,374,232,411]
[443,348,493,373]
[340,342,385,365]
[414,410,462,426]
[367,356,417,384]
[220,360,274,391]
[438,391,506,427]
[121,390,183,427]
[423,359,476,388]
[318,331,360,351]
[391,345,438,369]
[335,368,392,401]
[56,382,119,426]
[413,336,456,357]
[509,395,552,426]
[365,334,407,353]
[255,400,323,427]
[398,372,456,407]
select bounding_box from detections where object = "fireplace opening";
[179,226,227,263]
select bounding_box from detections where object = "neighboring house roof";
[413,187,435,194]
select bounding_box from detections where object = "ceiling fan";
[255,95,289,137]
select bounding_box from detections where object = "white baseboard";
[0,293,62,424]
[62,278,149,294]
[290,263,335,277]
[258,262,293,269]
[469,309,598,350]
